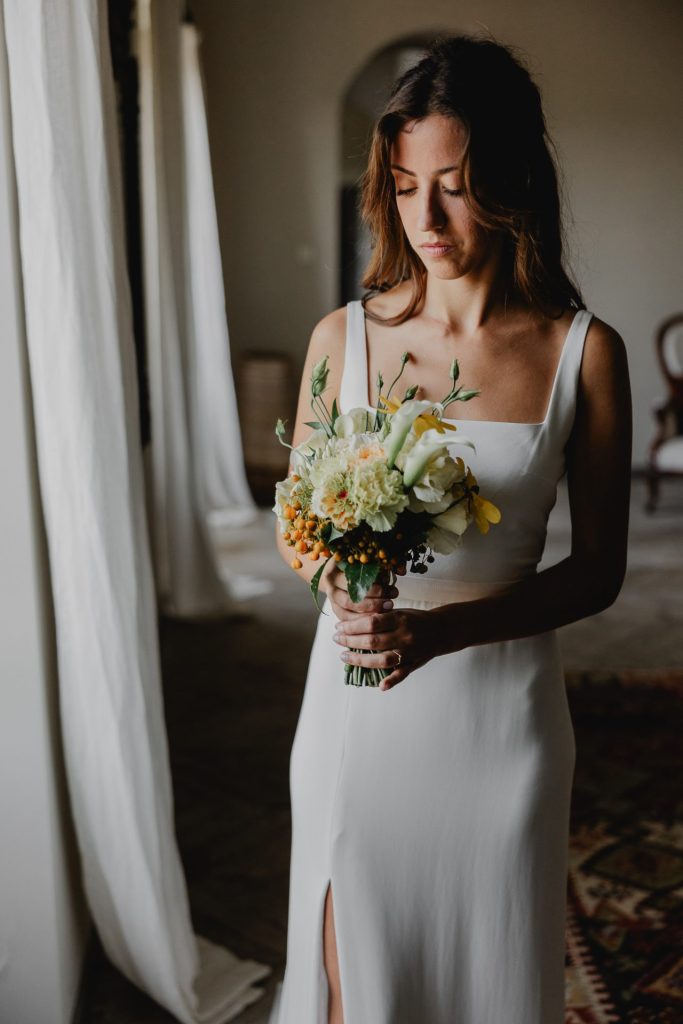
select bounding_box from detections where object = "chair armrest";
[649,396,679,458]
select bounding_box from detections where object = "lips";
[421,243,454,256]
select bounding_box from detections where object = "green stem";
[312,395,334,433]
[384,357,409,407]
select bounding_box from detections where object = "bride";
[272,34,631,1024]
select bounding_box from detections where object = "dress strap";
[542,308,594,444]
[338,300,369,414]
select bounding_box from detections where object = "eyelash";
[395,187,463,197]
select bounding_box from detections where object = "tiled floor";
[78,476,683,1023]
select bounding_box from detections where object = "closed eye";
[395,187,463,197]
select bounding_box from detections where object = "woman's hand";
[332,603,456,691]
[321,559,398,622]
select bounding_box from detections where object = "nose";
[416,185,446,233]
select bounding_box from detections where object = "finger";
[330,588,395,616]
[349,594,396,614]
[333,630,400,651]
[340,648,402,670]
[330,605,358,623]
[329,597,387,624]
[379,666,411,691]
[365,581,399,599]
[334,611,398,638]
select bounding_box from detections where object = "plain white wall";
[193,0,683,467]
[0,11,89,1019]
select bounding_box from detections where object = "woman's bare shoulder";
[309,304,348,351]
[363,281,413,320]
[581,314,629,388]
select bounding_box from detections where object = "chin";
[425,261,468,280]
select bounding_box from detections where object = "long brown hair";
[359,35,584,324]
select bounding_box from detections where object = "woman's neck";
[420,245,517,333]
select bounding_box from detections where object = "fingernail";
[382,600,394,610]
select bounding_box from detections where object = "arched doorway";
[338,34,437,304]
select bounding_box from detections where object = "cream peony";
[309,440,408,532]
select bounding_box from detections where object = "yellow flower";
[379,395,458,439]
[379,394,402,415]
[471,494,502,534]
[413,414,458,438]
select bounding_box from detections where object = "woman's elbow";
[581,556,627,614]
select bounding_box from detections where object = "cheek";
[395,200,416,236]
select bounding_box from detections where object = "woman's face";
[390,114,494,282]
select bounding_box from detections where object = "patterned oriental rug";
[564,669,683,1024]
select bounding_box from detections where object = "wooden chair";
[646,313,683,511]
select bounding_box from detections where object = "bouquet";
[273,351,501,687]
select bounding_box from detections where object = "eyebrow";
[390,163,460,176]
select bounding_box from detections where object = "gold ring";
[392,649,402,666]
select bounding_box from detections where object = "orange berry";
[359,553,369,564]
[321,548,331,557]
[284,505,296,520]
[292,500,302,510]
[333,552,343,561]
[308,550,320,561]
[378,549,387,560]
[347,554,355,564]
[306,520,316,530]
[295,540,307,553]
[291,474,301,482]
[291,557,302,569]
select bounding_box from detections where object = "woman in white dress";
[271,35,631,1024]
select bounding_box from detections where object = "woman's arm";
[332,318,632,687]
[273,306,396,611]
[436,317,632,648]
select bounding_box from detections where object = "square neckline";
[357,304,585,429]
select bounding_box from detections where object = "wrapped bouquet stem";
[273,351,501,687]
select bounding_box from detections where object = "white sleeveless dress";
[269,300,593,1024]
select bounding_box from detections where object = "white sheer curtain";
[1,0,269,1019]
[138,0,260,618]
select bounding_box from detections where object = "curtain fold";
[179,20,257,530]
[1,0,269,1018]
[138,0,259,619]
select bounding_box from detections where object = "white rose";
[428,501,471,554]
[335,407,373,438]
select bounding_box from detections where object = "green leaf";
[304,420,326,430]
[330,398,340,426]
[310,555,334,613]
[345,560,381,603]
[457,389,480,401]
